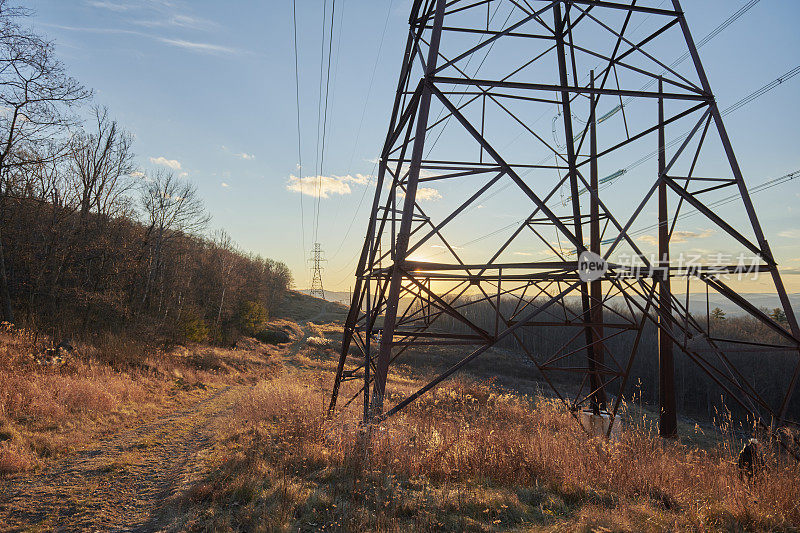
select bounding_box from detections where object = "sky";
[26,0,800,292]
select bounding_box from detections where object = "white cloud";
[638,229,715,246]
[42,24,143,36]
[130,170,154,183]
[157,38,238,55]
[221,145,256,160]
[134,14,219,31]
[348,174,372,185]
[514,251,536,257]
[672,229,715,243]
[221,182,230,188]
[86,0,218,30]
[415,187,442,202]
[85,1,132,11]
[778,229,800,239]
[398,187,442,202]
[178,171,189,178]
[286,174,372,198]
[149,156,182,170]
[46,22,239,56]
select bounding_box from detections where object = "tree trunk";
[0,224,13,323]
[0,183,13,323]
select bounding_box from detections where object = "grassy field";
[1,293,799,531]
[173,307,800,532]
[0,318,290,476]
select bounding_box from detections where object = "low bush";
[255,329,291,345]
[179,310,209,344]
[237,301,268,337]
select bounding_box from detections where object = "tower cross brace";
[329,0,800,442]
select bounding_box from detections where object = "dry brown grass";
[0,326,279,476]
[3,312,798,531]
[0,328,149,471]
[183,368,800,532]
[275,291,349,323]
[0,441,37,475]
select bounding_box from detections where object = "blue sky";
[28,0,800,291]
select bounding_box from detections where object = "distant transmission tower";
[329,0,800,441]
[309,242,326,299]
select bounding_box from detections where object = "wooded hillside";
[0,1,291,342]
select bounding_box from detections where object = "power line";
[326,2,783,283]
[324,0,348,226]
[328,0,392,256]
[627,169,800,240]
[313,0,329,241]
[721,65,800,115]
[291,0,306,282]
[421,64,800,262]
[671,0,762,74]
[616,0,763,117]
[346,0,394,173]
[315,0,338,244]
[619,64,800,178]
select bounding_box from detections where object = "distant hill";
[557,292,800,317]
[297,289,352,305]
[278,291,349,322]
[302,289,800,318]
[683,292,800,317]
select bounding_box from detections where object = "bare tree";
[71,106,135,220]
[212,229,235,328]
[9,144,74,315]
[0,0,90,322]
[139,171,209,310]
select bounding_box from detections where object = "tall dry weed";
[196,370,800,531]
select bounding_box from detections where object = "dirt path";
[0,318,327,532]
[0,384,243,532]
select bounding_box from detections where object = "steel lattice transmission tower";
[309,242,326,300]
[329,0,800,437]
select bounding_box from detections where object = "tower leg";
[658,78,678,438]
[372,0,447,417]
[589,74,606,413]
[554,5,606,413]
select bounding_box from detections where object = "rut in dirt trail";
[0,384,242,532]
[0,311,335,532]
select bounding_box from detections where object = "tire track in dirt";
[0,316,327,532]
[0,384,242,532]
